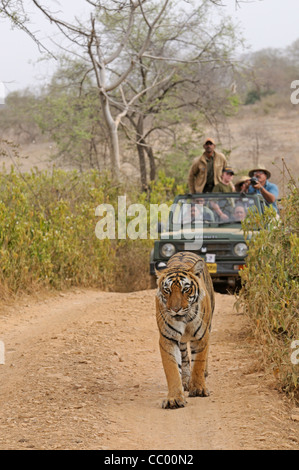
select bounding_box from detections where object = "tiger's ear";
[190,258,205,277]
[154,267,162,279]
[154,262,167,279]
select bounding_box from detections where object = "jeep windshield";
[170,193,259,229]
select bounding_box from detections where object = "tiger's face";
[158,270,201,317]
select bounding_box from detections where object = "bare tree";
[1,0,172,180]
[108,1,240,187]
[0,0,254,182]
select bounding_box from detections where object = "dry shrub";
[111,240,153,292]
[237,183,299,403]
[0,159,178,297]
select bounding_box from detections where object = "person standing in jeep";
[246,164,279,213]
[188,138,228,193]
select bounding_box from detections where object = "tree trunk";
[100,92,121,181]
[136,116,147,191]
[144,144,156,181]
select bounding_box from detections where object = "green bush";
[0,162,181,296]
[237,185,299,402]
[0,168,116,293]
[245,89,261,105]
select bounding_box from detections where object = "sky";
[0,0,299,98]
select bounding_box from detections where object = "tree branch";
[31,0,89,38]
[104,1,137,65]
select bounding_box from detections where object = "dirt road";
[0,288,298,450]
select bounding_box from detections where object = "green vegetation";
[237,182,299,403]
[0,158,182,297]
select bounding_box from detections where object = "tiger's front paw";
[189,384,210,397]
[162,394,186,409]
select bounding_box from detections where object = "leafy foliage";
[0,152,181,296]
[237,184,299,402]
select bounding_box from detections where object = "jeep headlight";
[234,242,248,257]
[161,243,176,258]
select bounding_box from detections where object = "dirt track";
[0,288,298,450]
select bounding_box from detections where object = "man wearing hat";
[247,164,279,213]
[188,138,228,193]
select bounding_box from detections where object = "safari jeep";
[150,192,266,288]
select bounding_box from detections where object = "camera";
[250,177,259,186]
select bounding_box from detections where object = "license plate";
[207,263,217,273]
[206,253,216,263]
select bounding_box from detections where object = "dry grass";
[236,183,299,403]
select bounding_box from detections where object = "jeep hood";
[161,227,248,240]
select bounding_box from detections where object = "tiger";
[155,251,215,409]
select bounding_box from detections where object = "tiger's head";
[155,258,205,317]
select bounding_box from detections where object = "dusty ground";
[0,288,298,450]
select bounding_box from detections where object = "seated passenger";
[183,198,215,223]
[210,196,234,222]
[194,198,215,222]
[234,205,247,221]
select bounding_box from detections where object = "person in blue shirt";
[246,165,279,213]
